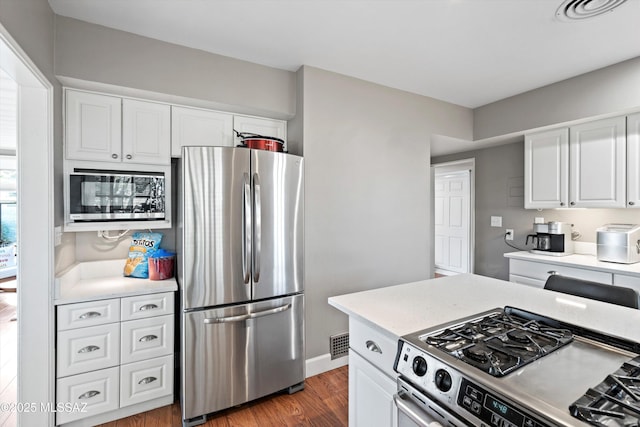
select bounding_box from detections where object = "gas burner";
[463,344,491,363]
[570,356,640,426]
[422,308,574,377]
[506,329,531,343]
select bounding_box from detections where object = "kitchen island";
[328,273,640,427]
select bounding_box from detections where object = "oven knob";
[412,356,428,377]
[435,369,452,392]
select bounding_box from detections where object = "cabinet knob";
[630,201,635,206]
[570,201,575,206]
[126,154,132,160]
[111,153,118,159]
[560,202,565,207]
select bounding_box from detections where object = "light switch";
[490,216,502,227]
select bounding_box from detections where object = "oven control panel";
[457,378,551,427]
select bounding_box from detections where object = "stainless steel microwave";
[66,170,166,222]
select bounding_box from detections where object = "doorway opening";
[0,23,55,427]
[432,158,475,276]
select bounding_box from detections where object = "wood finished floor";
[98,365,349,427]
[0,284,17,427]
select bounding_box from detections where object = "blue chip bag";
[124,232,163,278]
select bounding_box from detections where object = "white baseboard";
[306,353,348,378]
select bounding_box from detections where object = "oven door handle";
[394,391,443,427]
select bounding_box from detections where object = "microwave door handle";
[242,173,251,284]
[253,173,261,284]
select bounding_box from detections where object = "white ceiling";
[48,0,640,109]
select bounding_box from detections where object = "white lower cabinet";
[120,355,174,407]
[56,367,120,424]
[613,274,640,294]
[508,258,612,286]
[55,292,174,426]
[348,318,398,427]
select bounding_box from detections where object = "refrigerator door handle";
[253,172,262,284]
[203,303,291,324]
[242,172,251,284]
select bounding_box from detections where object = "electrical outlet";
[505,229,514,241]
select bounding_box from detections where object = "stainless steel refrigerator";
[178,146,304,427]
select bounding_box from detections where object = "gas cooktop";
[422,308,574,377]
[395,307,640,427]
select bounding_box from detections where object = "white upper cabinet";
[122,99,171,165]
[65,90,171,165]
[626,113,640,208]
[233,115,287,150]
[525,116,628,209]
[524,128,569,209]
[65,90,122,162]
[569,116,626,208]
[171,106,234,157]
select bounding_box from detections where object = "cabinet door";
[348,349,398,427]
[524,128,569,209]
[122,99,171,165]
[570,117,626,208]
[65,90,122,162]
[627,113,640,208]
[233,115,287,150]
[171,106,233,157]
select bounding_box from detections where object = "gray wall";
[301,66,473,358]
[54,16,296,119]
[433,142,640,280]
[474,56,640,140]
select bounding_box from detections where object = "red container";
[149,256,175,281]
[235,131,284,152]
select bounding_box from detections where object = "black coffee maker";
[526,222,573,255]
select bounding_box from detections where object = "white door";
[626,112,640,208]
[171,106,234,157]
[524,128,569,209]
[122,99,171,165]
[569,116,626,208]
[434,171,470,274]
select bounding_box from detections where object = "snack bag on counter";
[124,232,163,278]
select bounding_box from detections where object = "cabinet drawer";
[509,274,546,288]
[613,274,640,294]
[56,366,119,424]
[509,259,612,284]
[57,299,120,331]
[349,318,397,378]
[120,355,173,407]
[121,315,174,364]
[57,323,120,377]
[121,292,174,321]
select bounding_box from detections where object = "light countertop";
[504,250,640,277]
[55,259,178,305]
[328,273,640,343]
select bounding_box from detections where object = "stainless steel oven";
[66,169,166,222]
[394,307,640,427]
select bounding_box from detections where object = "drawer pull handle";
[78,345,100,354]
[78,311,102,320]
[139,334,158,342]
[547,271,559,276]
[139,304,159,311]
[138,376,157,385]
[78,390,100,400]
[366,340,382,354]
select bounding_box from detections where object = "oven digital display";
[485,394,524,425]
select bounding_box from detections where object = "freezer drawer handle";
[203,303,292,324]
[138,376,157,385]
[78,345,100,354]
[139,335,158,342]
[78,311,101,320]
[139,304,159,311]
[78,390,100,400]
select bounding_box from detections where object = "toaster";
[596,224,640,264]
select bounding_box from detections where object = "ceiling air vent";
[556,0,628,21]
